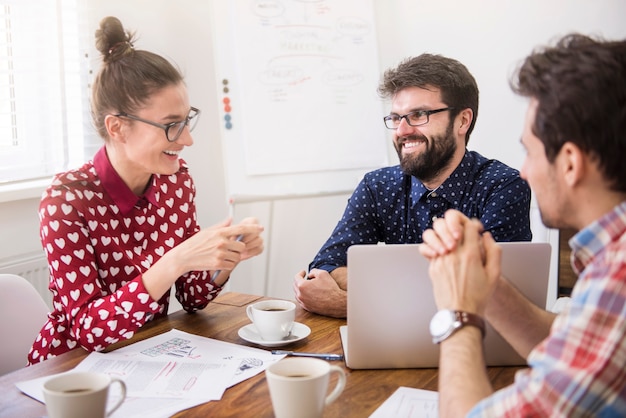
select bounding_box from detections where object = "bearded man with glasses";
[293,53,532,318]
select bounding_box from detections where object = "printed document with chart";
[16,329,285,418]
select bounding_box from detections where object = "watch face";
[430,309,455,337]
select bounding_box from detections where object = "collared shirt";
[28,147,222,365]
[469,200,626,417]
[310,150,532,272]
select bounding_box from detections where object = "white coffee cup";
[266,357,346,418]
[43,371,127,418]
[246,299,296,341]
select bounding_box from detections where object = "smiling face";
[390,86,465,186]
[106,82,194,194]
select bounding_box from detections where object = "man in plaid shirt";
[420,34,626,417]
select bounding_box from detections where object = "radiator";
[0,253,52,309]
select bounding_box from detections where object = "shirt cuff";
[313,264,342,273]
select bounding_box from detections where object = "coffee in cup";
[246,300,296,341]
[43,371,127,418]
[266,357,346,418]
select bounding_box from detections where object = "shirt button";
[430,192,438,198]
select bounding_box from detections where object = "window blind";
[0,0,95,184]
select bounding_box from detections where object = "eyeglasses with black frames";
[383,107,454,130]
[112,106,201,142]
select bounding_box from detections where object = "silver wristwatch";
[429,309,486,344]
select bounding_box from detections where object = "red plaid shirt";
[469,201,626,417]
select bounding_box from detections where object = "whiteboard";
[210,0,388,199]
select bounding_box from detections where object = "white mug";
[43,371,127,418]
[246,299,296,341]
[266,357,346,418]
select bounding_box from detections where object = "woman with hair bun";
[28,16,264,364]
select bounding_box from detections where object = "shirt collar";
[93,146,159,214]
[569,200,626,274]
[410,150,474,206]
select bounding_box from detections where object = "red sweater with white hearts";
[28,147,222,365]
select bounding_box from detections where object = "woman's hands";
[142,217,264,301]
[172,217,264,276]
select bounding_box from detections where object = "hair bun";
[107,41,134,58]
[95,16,136,62]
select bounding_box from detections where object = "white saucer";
[238,322,311,348]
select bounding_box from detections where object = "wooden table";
[0,292,523,417]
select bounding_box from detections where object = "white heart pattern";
[29,155,223,367]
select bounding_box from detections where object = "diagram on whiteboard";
[212,0,388,198]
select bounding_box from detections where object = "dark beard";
[396,122,457,183]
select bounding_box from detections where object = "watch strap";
[455,311,486,339]
[433,310,486,344]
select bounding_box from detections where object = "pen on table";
[210,234,244,283]
[272,350,344,361]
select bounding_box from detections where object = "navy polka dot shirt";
[311,150,532,272]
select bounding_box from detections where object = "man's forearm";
[330,266,348,290]
[486,277,556,358]
[439,327,492,417]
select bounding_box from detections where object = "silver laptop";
[340,242,551,369]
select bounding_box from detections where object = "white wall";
[2,0,625,304]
